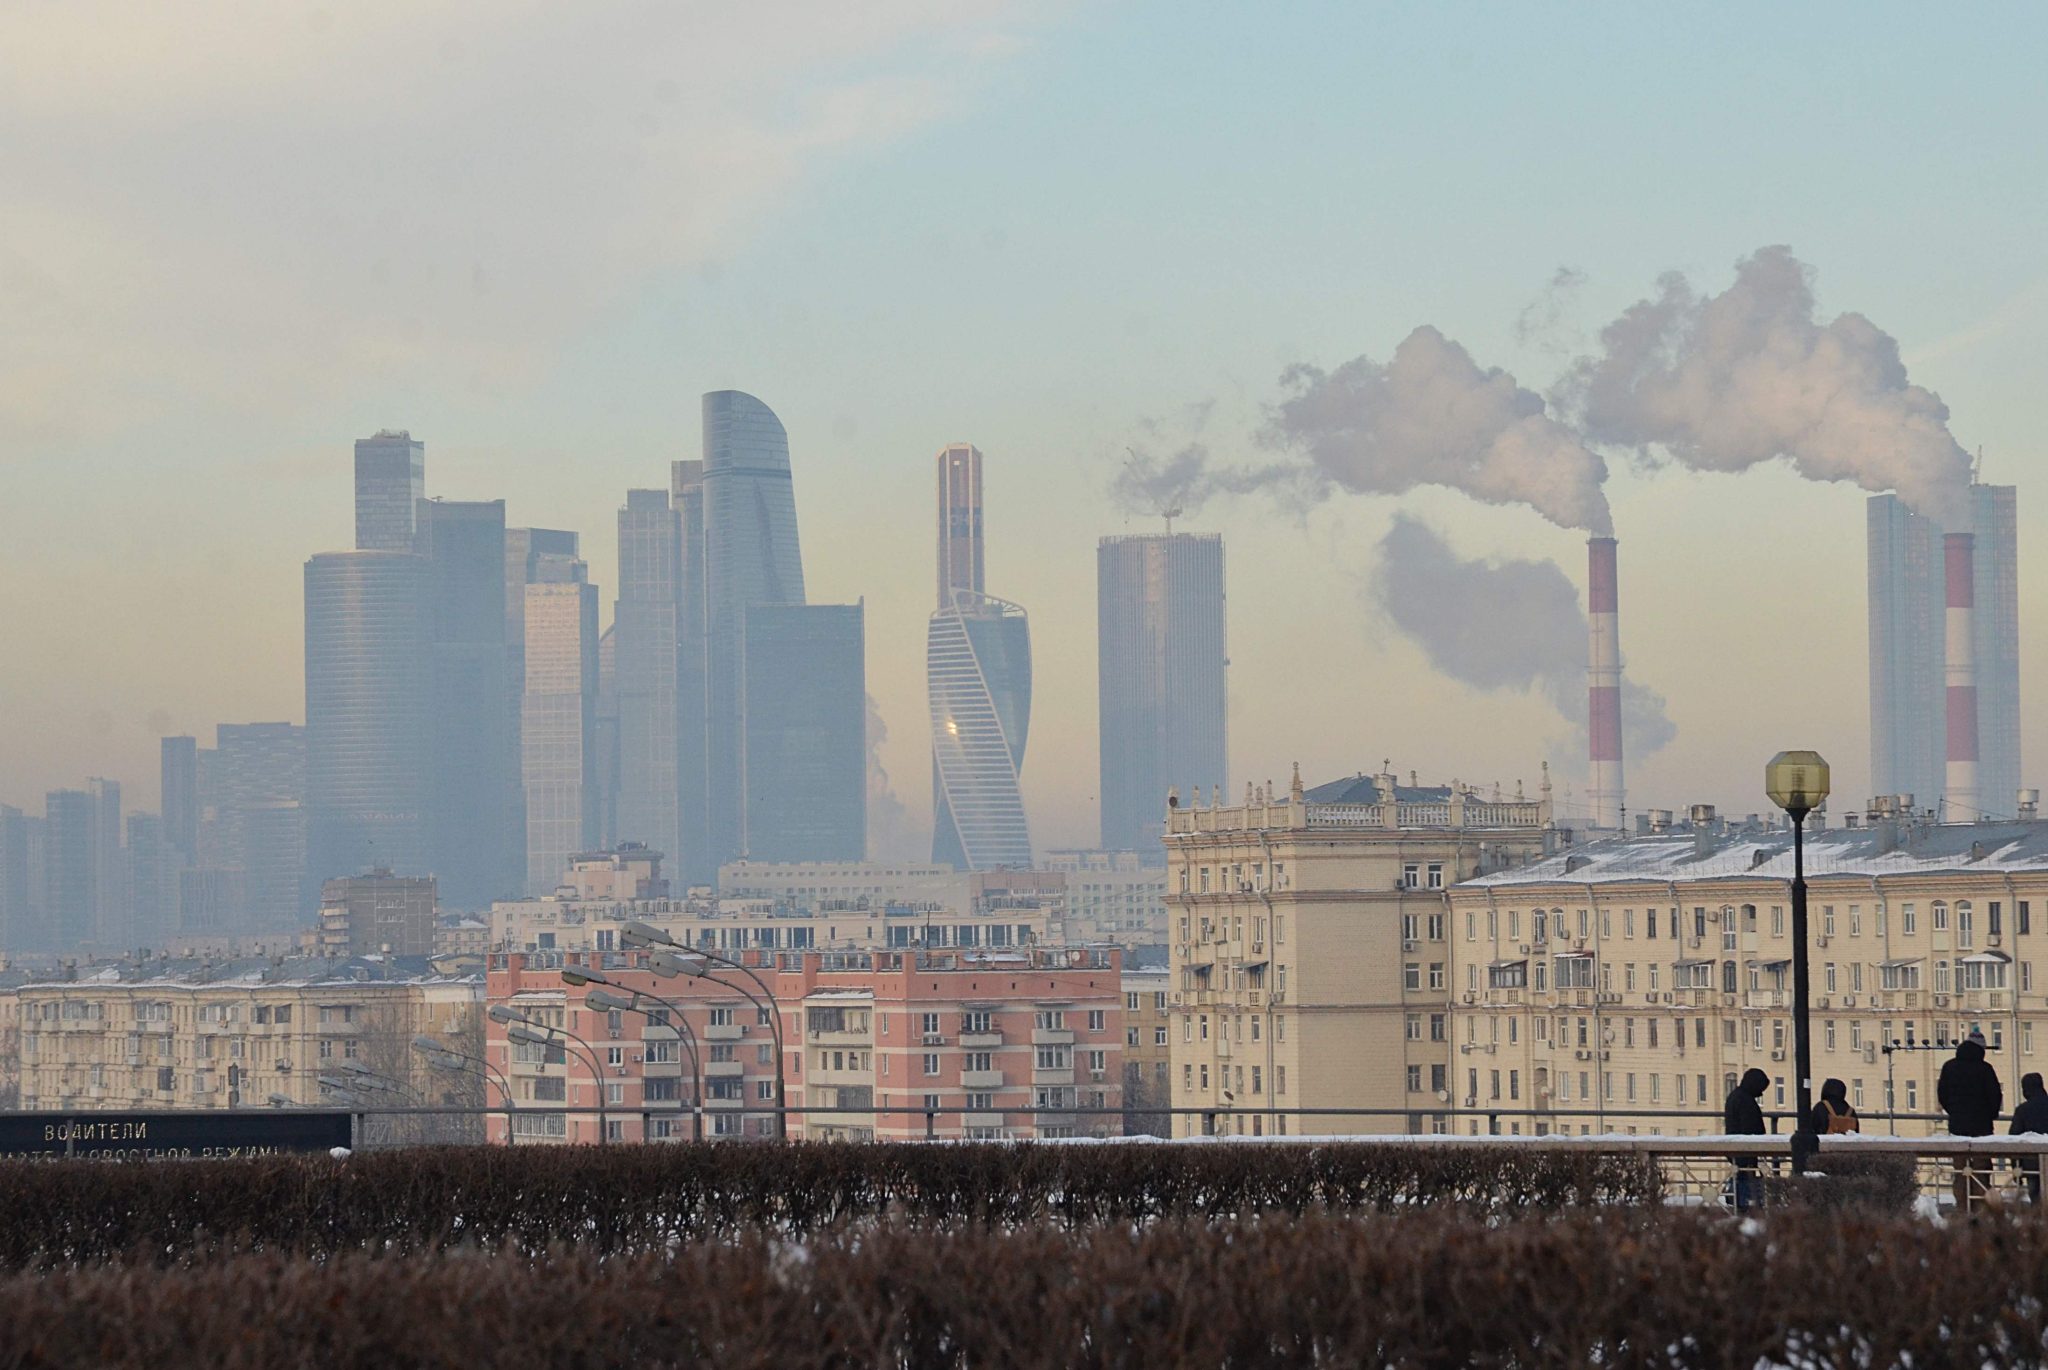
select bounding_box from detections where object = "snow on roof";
[1462,820,2048,890]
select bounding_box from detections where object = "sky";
[4,2,2046,853]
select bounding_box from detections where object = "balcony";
[643,1059,683,1078]
[1032,1028,1075,1046]
[964,1111,1006,1130]
[1032,1067,1075,1086]
[704,1095,745,1110]
[962,1069,1004,1089]
[1030,1113,1076,1131]
[704,1061,744,1078]
[704,1023,746,1043]
[959,1030,1003,1049]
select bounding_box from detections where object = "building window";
[1403,963,1421,991]
[1403,864,1420,889]
[923,1053,940,1076]
[1087,1010,1106,1032]
[1427,863,1444,890]
[1428,963,1445,991]
[1407,1065,1422,1093]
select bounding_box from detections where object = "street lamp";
[1767,749,1831,1173]
[495,1004,611,1143]
[624,922,788,1140]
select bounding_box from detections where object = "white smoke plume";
[865,694,921,862]
[1374,515,1674,758]
[1565,245,1973,525]
[1110,442,1318,520]
[1265,325,1614,533]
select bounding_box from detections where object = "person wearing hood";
[1808,1078,1858,1136]
[1723,1067,1770,1210]
[1939,1033,2003,1209]
[2011,1072,2048,1203]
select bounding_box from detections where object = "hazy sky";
[5,3,2046,852]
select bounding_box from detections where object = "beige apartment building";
[1448,811,2048,1136]
[1048,850,1169,950]
[488,945,1123,1143]
[1121,966,1171,1134]
[1166,767,1556,1137]
[15,956,482,1112]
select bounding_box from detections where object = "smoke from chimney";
[1564,245,1972,527]
[1944,533,1981,822]
[1586,537,1623,829]
[1373,517,1673,771]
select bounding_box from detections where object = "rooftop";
[17,954,478,992]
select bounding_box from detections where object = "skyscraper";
[354,430,425,552]
[305,550,429,885]
[1868,486,2021,817]
[927,444,1034,870]
[0,804,30,952]
[505,528,581,884]
[161,735,198,866]
[42,789,95,951]
[701,391,805,873]
[416,498,514,907]
[124,812,174,948]
[613,488,682,869]
[207,722,308,931]
[87,778,122,945]
[741,603,866,863]
[522,558,599,893]
[671,460,711,888]
[1097,533,1228,858]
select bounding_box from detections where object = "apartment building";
[1121,966,1171,1135]
[1047,850,1169,951]
[1167,767,1555,1137]
[1448,812,2048,1136]
[486,945,1123,1144]
[15,956,481,1112]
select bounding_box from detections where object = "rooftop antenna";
[1122,447,1182,534]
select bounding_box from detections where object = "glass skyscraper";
[161,735,198,866]
[702,390,805,873]
[1097,533,1228,859]
[613,488,683,870]
[522,558,599,893]
[505,527,581,884]
[671,460,712,887]
[353,430,424,552]
[304,549,429,884]
[202,722,308,932]
[927,444,1034,870]
[1868,486,2021,817]
[416,498,514,907]
[741,603,866,863]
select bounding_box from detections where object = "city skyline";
[6,5,2048,855]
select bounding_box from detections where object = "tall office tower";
[0,804,28,951]
[416,499,513,908]
[701,391,805,873]
[740,603,866,862]
[1868,486,2021,817]
[354,430,425,552]
[522,558,599,894]
[936,444,984,605]
[305,550,429,886]
[1097,533,1228,859]
[87,778,123,945]
[671,460,712,888]
[124,812,174,948]
[614,488,683,869]
[928,444,1034,871]
[161,735,198,865]
[209,723,308,931]
[594,623,619,849]
[504,528,581,883]
[42,789,95,952]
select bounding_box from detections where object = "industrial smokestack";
[1587,536,1623,829]
[1945,532,1980,822]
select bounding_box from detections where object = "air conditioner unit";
[1934,995,1951,1008]
[1662,992,1675,1004]
[1459,1043,1473,1054]
[1401,940,1418,953]
[613,1065,628,1076]
[1841,995,1857,1008]
[1816,996,1829,1009]
[1770,1049,1785,1061]
[1688,936,1702,949]
[1519,945,1531,955]
[1863,1044,1878,1064]
[1484,1043,1497,1054]
[1462,992,1476,1004]
[1815,936,1829,948]
[1463,1095,1478,1108]
[1574,1049,1591,1061]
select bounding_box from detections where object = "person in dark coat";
[2011,1072,2048,1203]
[1939,1037,2004,1208]
[1724,1067,1770,1210]
[1808,1077,1859,1135]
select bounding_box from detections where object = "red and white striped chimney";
[1587,537,1624,830]
[1944,531,1980,822]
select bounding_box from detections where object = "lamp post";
[493,1004,611,1144]
[413,1036,514,1144]
[622,922,788,1140]
[577,981,705,1141]
[1766,749,1831,1173]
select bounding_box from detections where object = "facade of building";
[1869,486,2022,820]
[304,549,429,885]
[1449,813,2048,1137]
[486,945,1122,1144]
[1166,767,1555,1138]
[161,735,198,865]
[1097,533,1227,859]
[41,789,96,954]
[670,460,712,888]
[319,871,438,957]
[353,430,425,554]
[16,956,480,1112]
[522,569,600,894]
[612,487,683,873]
[701,390,805,875]
[741,602,866,863]
[0,806,30,953]
[1046,849,1169,950]
[193,722,308,935]
[1121,966,1171,1135]
[505,527,583,889]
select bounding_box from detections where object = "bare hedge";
[3,1208,2046,1368]
[0,1142,1658,1264]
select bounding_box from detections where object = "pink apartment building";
[484,946,1124,1143]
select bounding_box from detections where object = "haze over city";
[5,2,2044,848]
